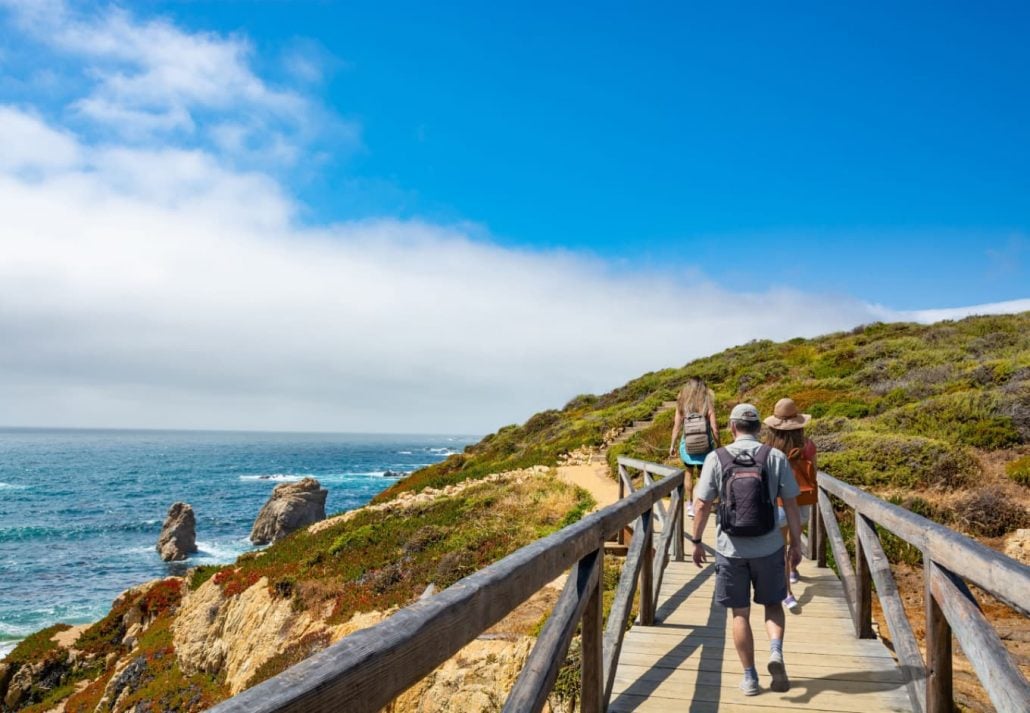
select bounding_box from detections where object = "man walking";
[690,403,803,696]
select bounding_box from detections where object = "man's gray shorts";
[714,547,787,609]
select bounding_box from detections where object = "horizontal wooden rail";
[815,471,1030,713]
[209,458,683,713]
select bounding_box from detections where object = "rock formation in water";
[157,502,199,561]
[250,477,328,545]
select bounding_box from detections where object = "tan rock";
[250,478,327,545]
[157,502,198,561]
[173,575,328,694]
[1004,528,1030,565]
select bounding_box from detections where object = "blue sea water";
[0,428,473,660]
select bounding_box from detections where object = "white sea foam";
[192,539,255,564]
[0,640,17,661]
[239,474,306,483]
[0,482,27,490]
[428,447,457,455]
[397,451,413,455]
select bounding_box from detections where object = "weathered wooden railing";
[208,457,684,713]
[814,471,1030,713]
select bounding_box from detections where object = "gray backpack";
[717,445,776,537]
[681,412,710,456]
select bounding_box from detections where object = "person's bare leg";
[764,603,785,641]
[781,526,793,598]
[732,607,755,668]
[765,603,790,691]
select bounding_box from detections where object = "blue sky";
[0,1,1027,431]
[116,0,1030,308]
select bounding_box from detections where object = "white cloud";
[0,108,945,433]
[0,0,354,163]
[0,5,1023,434]
[0,107,82,172]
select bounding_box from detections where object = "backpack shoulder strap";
[753,444,772,467]
[715,447,735,471]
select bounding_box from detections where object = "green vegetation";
[5,624,71,666]
[380,314,1029,512]
[1006,455,1030,487]
[8,312,1027,712]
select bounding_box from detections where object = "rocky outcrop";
[157,502,198,561]
[250,478,327,545]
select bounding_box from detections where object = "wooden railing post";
[638,508,655,625]
[815,488,828,568]
[925,561,953,713]
[855,513,874,638]
[580,547,604,713]
[674,482,685,562]
[617,464,627,545]
[804,504,817,560]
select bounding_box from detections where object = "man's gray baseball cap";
[729,403,761,422]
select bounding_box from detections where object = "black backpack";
[717,445,776,537]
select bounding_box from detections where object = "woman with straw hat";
[764,397,817,610]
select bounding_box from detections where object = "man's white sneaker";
[783,594,799,610]
[686,502,696,518]
[768,651,790,692]
[739,676,760,696]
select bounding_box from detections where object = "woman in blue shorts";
[668,377,720,517]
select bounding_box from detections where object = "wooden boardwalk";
[609,528,912,712]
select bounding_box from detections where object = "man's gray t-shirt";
[695,434,800,559]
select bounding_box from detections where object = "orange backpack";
[785,446,817,506]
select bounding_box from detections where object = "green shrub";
[1006,455,1030,487]
[818,431,978,489]
[873,391,1021,449]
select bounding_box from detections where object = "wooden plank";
[924,562,952,713]
[819,472,1030,616]
[855,513,926,713]
[818,488,857,625]
[580,547,604,713]
[610,668,911,712]
[602,514,650,704]
[650,489,680,612]
[503,548,602,713]
[620,627,897,656]
[673,482,685,562]
[854,514,874,639]
[615,649,904,679]
[608,693,900,713]
[929,561,1030,713]
[613,663,910,696]
[639,508,655,626]
[618,457,681,478]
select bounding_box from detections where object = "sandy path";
[556,462,619,509]
[52,623,89,648]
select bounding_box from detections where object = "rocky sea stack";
[250,477,328,545]
[156,502,198,561]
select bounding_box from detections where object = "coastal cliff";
[2,312,1027,712]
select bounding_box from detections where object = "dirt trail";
[556,462,619,509]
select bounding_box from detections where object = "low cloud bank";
[2,106,1023,432]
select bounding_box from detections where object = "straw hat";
[763,398,811,430]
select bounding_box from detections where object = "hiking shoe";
[739,676,760,696]
[687,502,696,518]
[768,651,790,692]
[789,570,800,584]
[783,594,798,610]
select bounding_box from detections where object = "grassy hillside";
[381,313,1029,519]
[3,312,1027,712]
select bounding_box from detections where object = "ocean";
[0,428,473,660]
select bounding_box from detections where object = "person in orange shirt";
[764,398,817,610]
